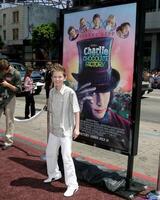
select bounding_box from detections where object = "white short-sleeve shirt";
[48,84,80,137]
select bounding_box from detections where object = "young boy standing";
[44,63,80,197]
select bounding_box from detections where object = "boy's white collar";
[55,84,66,94]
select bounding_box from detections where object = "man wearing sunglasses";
[0,59,21,150]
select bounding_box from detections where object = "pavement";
[0,88,160,189]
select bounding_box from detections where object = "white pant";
[0,96,16,145]
[46,133,78,188]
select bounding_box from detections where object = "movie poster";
[62,3,137,154]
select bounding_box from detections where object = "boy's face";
[52,71,65,89]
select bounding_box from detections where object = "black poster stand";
[114,155,147,199]
[70,154,147,200]
[60,0,147,199]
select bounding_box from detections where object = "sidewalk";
[0,91,160,184]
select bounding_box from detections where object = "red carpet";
[0,139,126,200]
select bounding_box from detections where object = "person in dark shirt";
[44,61,53,101]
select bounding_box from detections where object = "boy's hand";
[73,128,80,140]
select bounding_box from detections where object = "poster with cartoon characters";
[62,2,138,154]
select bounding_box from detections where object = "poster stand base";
[115,180,147,199]
[72,157,148,199]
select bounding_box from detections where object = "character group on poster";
[67,13,130,41]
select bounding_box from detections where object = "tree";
[32,23,58,63]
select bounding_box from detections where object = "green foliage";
[32,23,58,50]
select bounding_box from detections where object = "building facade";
[0,4,59,62]
[144,0,160,71]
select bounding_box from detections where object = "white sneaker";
[44,173,62,183]
[64,186,79,197]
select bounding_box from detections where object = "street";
[141,89,160,124]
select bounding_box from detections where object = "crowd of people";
[143,69,160,89]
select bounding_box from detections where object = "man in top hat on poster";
[72,37,131,151]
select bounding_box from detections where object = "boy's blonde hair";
[51,63,66,77]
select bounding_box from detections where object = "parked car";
[0,53,8,59]
[10,62,44,95]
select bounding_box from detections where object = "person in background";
[44,63,80,197]
[24,67,35,119]
[0,59,21,150]
[44,61,53,105]
[40,67,46,78]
